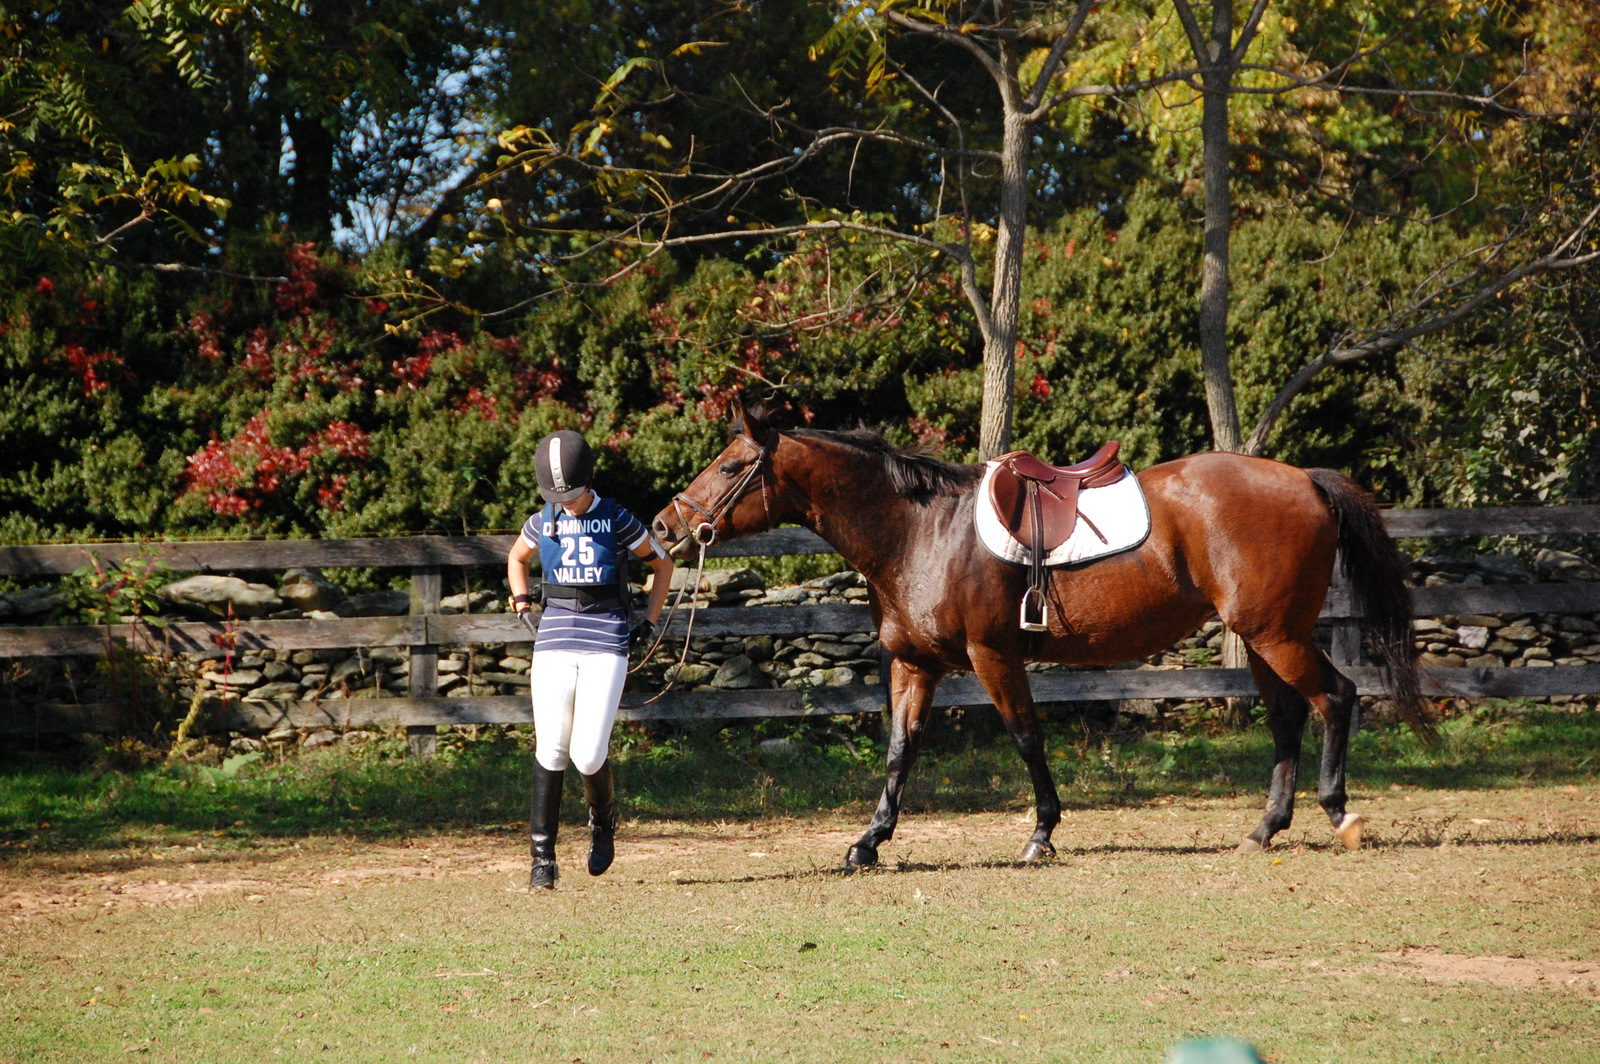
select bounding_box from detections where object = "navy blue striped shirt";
[520,495,650,657]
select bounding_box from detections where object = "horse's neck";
[785,442,921,582]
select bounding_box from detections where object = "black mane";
[787,427,981,504]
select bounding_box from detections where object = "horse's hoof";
[1336,813,1365,851]
[1236,836,1267,855]
[1019,839,1056,862]
[844,843,879,868]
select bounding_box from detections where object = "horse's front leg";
[971,650,1060,861]
[846,658,940,868]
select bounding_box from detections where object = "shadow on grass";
[669,829,1600,887]
[2,709,1595,854]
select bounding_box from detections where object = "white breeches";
[530,650,627,775]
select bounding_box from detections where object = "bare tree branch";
[886,58,979,281]
[1244,203,1600,455]
[1227,60,1597,120]
[1228,0,1273,66]
[1024,0,1095,111]
[1168,0,1211,67]
[886,11,1008,90]
[93,208,153,247]
[1033,69,1200,119]
[139,262,291,283]
[611,215,992,339]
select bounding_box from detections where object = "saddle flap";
[989,471,1080,552]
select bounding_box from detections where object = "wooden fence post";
[1220,629,1255,728]
[408,566,441,758]
[1330,552,1362,669]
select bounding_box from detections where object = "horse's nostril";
[652,517,669,539]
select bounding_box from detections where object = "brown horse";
[652,405,1430,866]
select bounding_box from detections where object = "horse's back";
[1136,452,1339,636]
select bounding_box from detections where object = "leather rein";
[620,432,776,709]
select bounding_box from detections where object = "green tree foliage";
[1,1,1597,549]
[1,0,485,277]
[894,181,1483,499]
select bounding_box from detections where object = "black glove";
[629,619,655,648]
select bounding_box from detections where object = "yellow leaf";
[497,125,534,149]
[670,41,728,58]
[582,122,610,155]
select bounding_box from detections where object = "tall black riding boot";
[528,764,565,890]
[581,760,617,876]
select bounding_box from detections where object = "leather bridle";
[663,433,774,549]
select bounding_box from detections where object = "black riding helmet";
[534,429,594,503]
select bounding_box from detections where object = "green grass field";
[2,707,1598,1063]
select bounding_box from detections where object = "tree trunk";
[1198,2,1243,454]
[218,63,283,248]
[978,97,1030,459]
[286,110,336,244]
[972,17,1036,460]
[1198,3,1251,721]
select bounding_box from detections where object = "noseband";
[667,433,774,547]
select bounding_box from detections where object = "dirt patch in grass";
[0,812,1034,922]
[4,785,1596,921]
[1377,949,1600,996]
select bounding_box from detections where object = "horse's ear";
[732,398,776,447]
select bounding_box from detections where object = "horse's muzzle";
[651,514,694,558]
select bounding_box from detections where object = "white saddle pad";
[975,460,1151,567]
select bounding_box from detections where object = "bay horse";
[652,405,1430,866]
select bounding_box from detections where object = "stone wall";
[1405,549,1600,670]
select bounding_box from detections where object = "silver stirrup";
[1019,587,1049,632]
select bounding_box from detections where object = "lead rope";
[618,538,709,710]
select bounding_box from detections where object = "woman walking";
[507,430,674,890]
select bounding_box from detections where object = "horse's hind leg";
[971,649,1060,861]
[1240,648,1310,853]
[1311,653,1363,849]
[1246,640,1363,851]
[846,658,940,868]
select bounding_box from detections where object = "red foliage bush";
[61,344,127,395]
[181,412,369,516]
[271,243,326,315]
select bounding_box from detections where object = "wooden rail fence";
[2,507,1597,746]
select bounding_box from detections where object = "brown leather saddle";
[989,441,1125,631]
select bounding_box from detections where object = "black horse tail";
[1308,468,1437,746]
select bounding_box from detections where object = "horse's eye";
[719,459,748,475]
